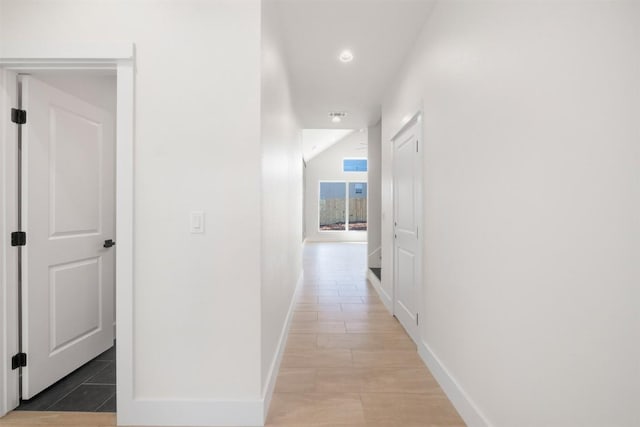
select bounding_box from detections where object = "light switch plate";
[190,211,205,234]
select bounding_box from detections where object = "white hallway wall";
[0,1,299,425]
[304,130,368,242]
[381,2,640,426]
[260,0,303,404]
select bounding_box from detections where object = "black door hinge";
[11,353,27,370]
[11,231,26,246]
[11,108,26,125]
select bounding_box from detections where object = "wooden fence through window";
[319,198,367,230]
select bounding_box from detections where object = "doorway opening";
[9,70,117,413]
[1,46,133,424]
[303,129,369,243]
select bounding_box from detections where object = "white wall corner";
[367,270,392,312]
[417,340,494,427]
[261,271,304,422]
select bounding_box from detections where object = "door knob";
[103,239,116,248]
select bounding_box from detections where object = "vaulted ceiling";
[275,0,435,129]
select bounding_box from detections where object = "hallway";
[1,1,638,426]
[266,243,464,426]
[0,243,464,427]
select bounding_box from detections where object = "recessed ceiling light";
[329,111,347,123]
[339,50,354,63]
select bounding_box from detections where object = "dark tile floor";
[17,344,116,412]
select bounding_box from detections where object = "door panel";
[50,106,102,236]
[21,76,115,399]
[50,257,101,354]
[396,248,415,306]
[393,120,421,342]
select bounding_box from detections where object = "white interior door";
[20,76,115,399]
[393,118,421,342]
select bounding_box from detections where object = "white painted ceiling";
[303,128,354,162]
[275,0,435,129]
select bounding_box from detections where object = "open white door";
[20,76,115,399]
[392,117,421,342]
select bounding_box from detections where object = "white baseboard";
[366,269,392,312]
[261,271,304,422]
[417,340,493,427]
[118,399,263,427]
[366,266,490,427]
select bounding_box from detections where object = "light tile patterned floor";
[0,243,464,427]
[265,242,465,427]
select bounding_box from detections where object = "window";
[319,182,367,232]
[343,158,367,172]
[348,182,367,231]
[319,182,346,231]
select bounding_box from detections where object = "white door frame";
[391,111,424,343]
[0,43,135,424]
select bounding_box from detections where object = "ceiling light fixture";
[329,111,347,123]
[339,50,354,63]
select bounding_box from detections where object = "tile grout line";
[44,380,89,410]
[94,391,117,413]
[43,360,114,411]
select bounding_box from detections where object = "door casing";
[391,112,424,344]
[0,44,134,425]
